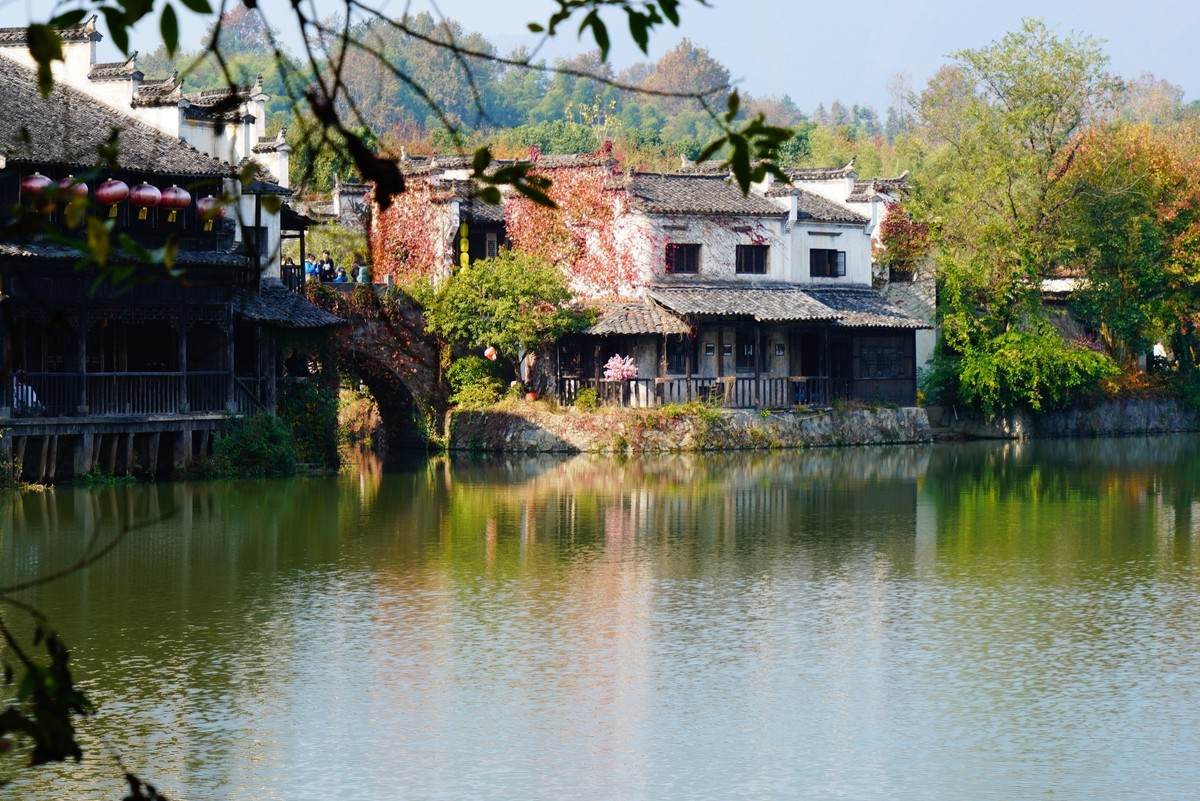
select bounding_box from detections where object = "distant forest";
[140,6,1199,194]
[139,8,924,191]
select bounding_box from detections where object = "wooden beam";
[46,435,57,482]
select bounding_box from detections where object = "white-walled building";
[0,16,293,278]
[376,152,929,407]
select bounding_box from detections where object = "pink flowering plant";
[603,354,638,382]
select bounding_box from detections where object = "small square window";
[810,248,846,277]
[705,343,715,356]
[736,244,768,275]
[485,232,499,259]
[666,243,701,274]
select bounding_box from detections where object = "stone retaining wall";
[448,405,932,453]
[926,398,1200,439]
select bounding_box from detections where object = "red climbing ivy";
[369,178,448,283]
[505,159,644,298]
[874,199,931,272]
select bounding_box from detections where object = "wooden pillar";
[685,334,693,402]
[178,305,189,412]
[46,435,58,482]
[225,307,236,412]
[123,433,135,476]
[147,433,161,477]
[266,329,278,412]
[77,318,88,415]
[198,429,210,459]
[35,435,49,482]
[173,428,193,470]
[0,277,11,416]
[754,324,763,408]
[73,434,94,476]
[14,436,26,471]
[104,435,118,474]
[716,327,725,378]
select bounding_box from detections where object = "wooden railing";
[558,376,834,409]
[8,371,236,417]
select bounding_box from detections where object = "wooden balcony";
[558,375,915,409]
[6,371,264,419]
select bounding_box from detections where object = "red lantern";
[160,185,191,223]
[130,182,161,221]
[196,195,225,232]
[21,172,53,213]
[96,179,129,218]
[58,175,89,199]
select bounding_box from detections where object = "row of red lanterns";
[20,173,226,229]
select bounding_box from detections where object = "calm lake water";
[4,438,1200,800]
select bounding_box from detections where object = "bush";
[451,381,502,408]
[447,356,504,407]
[956,327,1119,415]
[574,386,599,410]
[278,379,339,468]
[214,414,298,478]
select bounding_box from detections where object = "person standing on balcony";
[317,251,336,282]
[12,370,43,416]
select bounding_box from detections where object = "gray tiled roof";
[0,57,234,176]
[650,282,841,323]
[89,55,141,81]
[803,286,930,329]
[465,198,504,224]
[783,160,857,182]
[846,172,910,203]
[0,239,252,267]
[400,152,617,177]
[131,76,183,107]
[583,299,691,336]
[630,173,786,217]
[235,280,343,328]
[764,185,870,224]
[0,17,100,45]
[794,190,869,224]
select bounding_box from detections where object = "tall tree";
[912,19,1121,412]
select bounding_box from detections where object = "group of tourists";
[284,251,370,283]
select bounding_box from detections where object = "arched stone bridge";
[308,283,446,448]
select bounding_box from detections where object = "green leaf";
[626,11,650,53]
[47,10,87,27]
[160,4,179,59]
[579,11,610,60]
[26,25,63,98]
[479,187,502,206]
[527,22,544,32]
[261,193,282,214]
[726,89,740,117]
[659,0,682,25]
[472,146,493,175]
[178,0,212,13]
[86,218,111,266]
[100,8,131,54]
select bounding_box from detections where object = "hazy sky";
[7,0,1200,111]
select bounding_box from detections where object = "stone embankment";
[448,404,932,453]
[926,398,1200,439]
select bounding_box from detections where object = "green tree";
[911,19,1122,413]
[423,249,593,363]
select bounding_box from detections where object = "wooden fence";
[558,376,833,410]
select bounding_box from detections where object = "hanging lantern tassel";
[96,179,130,220]
[131,182,161,221]
[161,185,192,223]
[197,195,224,232]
